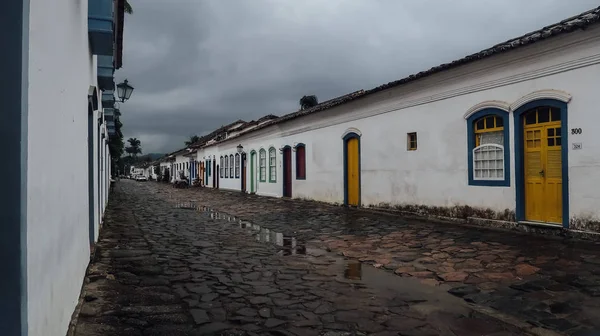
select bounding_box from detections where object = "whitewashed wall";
[200,25,600,225]
[197,148,219,188]
[174,154,189,179]
[26,0,112,334]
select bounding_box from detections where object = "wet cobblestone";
[73,181,600,335]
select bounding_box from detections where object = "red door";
[283,147,292,197]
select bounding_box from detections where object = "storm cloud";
[115,0,599,154]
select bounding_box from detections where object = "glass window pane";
[556,127,561,136]
[495,116,503,128]
[556,138,562,146]
[551,108,561,121]
[538,108,550,123]
[548,138,555,147]
[525,111,536,125]
[485,117,494,129]
[476,119,485,130]
[548,128,554,136]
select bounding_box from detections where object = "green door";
[250,151,256,193]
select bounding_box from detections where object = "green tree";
[125,0,133,14]
[185,135,201,146]
[299,95,318,110]
[125,137,142,158]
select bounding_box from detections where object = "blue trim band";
[1,0,28,334]
[466,108,511,187]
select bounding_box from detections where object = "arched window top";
[268,146,276,153]
[342,128,361,140]
[511,89,571,111]
[464,101,510,119]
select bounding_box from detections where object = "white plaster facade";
[193,23,600,232]
[13,0,116,335]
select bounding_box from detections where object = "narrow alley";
[72,181,600,336]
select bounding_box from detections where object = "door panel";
[283,148,292,197]
[250,152,256,193]
[242,155,247,192]
[523,122,562,223]
[213,161,216,187]
[346,138,359,206]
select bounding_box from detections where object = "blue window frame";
[467,108,510,186]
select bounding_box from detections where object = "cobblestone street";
[73,181,600,336]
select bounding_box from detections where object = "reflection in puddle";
[199,205,306,256]
[174,202,200,210]
[344,262,362,280]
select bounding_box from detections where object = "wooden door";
[216,165,219,189]
[523,108,562,223]
[241,154,247,192]
[250,152,256,193]
[283,147,292,197]
[346,138,360,206]
[213,161,216,187]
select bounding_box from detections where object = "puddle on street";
[178,202,474,322]
[337,260,471,317]
[190,205,308,256]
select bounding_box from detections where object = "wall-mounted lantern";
[116,79,134,103]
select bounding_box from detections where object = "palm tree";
[124,0,133,14]
[126,137,142,157]
[185,135,201,146]
[299,95,318,110]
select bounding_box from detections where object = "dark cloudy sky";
[115,0,599,154]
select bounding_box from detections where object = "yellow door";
[347,138,360,206]
[523,108,562,224]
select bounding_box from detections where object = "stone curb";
[362,207,600,243]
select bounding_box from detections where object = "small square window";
[407,132,417,151]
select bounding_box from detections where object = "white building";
[192,7,600,234]
[1,0,126,334]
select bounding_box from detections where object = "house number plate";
[572,143,582,150]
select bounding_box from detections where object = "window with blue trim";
[259,149,267,182]
[467,109,510,186]
[269,147,277,182]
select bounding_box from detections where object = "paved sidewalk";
[72,181,528,335]
[149,182,600,335]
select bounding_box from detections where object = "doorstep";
[518,221,563,229]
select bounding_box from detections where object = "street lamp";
[116,79,134,103]
[237,144,244,154]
